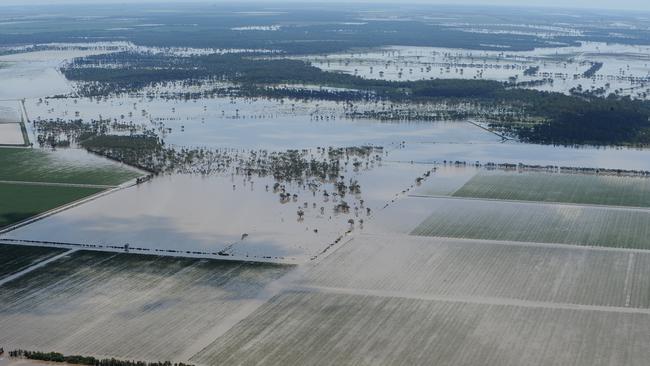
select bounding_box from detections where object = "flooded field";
[1,161,428,263]
[2,8,650,364]
[390,142,650,171]
[0,100,21,122]
[0,49,118,100]
[303,42,650,99]
[24,94,502,149]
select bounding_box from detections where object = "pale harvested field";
[410,197,650,249]
[300,234,650,308]
[0,250,292,361]
[191,290,650,366]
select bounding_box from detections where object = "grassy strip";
[8,350,193,366]
[0,182,103,228]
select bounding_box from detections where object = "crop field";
[301,234,650,308]
[191,290,650,366]
[0,250,292,361]
[0,147,141,185]
[410,197,650,249]
[0,183,103,228]
[453,171,650,207]
[0,243,65,280]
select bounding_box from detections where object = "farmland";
[0,250,292,361]
[191,290,650,366]
[453,171,650,207]
[0,147,141,185]
[0,147,143,229]
[410,197,650,249]
[0,243,65,280]
[2,3,650,365]
[301,234,650,308]
[0,183,103,228]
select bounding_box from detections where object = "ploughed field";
[299,234,650,309]
[192,290,650,366]
[4,164,650,365]
[188,169,650,365]
[0,250,292,361]
[0,243,65,280]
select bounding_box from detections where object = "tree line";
[8,350,193,366]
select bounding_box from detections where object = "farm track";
[364,232,650,255]
[408,193,650,212]
[292,284,650,315]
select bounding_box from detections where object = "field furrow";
[0,250,292,361]
[0,243,65,280]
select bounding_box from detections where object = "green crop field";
[453,171,650,207]
[410,197,650,249]
[0,147,142,185]
[0,183,103,228]
[0,250,292,361]
[0,243,65,279]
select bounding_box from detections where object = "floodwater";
[25,95,503,149]
[301,42,650,99]
[5,43,650,263]
[390,141,650,171]
[2,162,430,263]
[0,100,21,122]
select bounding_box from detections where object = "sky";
[0,0,648,12]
